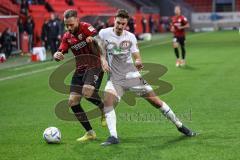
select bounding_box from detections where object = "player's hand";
[170,26,175,32]
[135,59,144,71]
[101,58,110,72]
[177,26,183,30]
[86,36,94,43]
[53,51,64,61]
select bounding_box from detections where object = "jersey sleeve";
[130,34,139,54]
[98,29,105,40]
[182,16,188,25]
[58,34,69,54]
[82,22,98,37]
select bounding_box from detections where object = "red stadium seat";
[184,0,212,12]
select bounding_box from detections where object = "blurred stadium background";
[0,0,240,61]
[0,1,240,160]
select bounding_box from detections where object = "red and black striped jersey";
[59,22,101,73]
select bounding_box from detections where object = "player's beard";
[69,26,78,35]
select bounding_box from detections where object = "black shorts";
[173,36,185,46]
[70,67,104,94]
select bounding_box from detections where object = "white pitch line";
[140,40,171,49]
[12,57,72,71]
[13,61,52,71]
[0,66,58,82]
[140,32,209,49]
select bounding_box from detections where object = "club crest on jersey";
[88,26,95,32]
[120,40,132,50]
[78,34,83,40]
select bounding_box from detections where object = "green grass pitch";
[0,31,240,160]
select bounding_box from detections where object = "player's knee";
[82,85,95,98]
[104,92,118,106]
[68,99,80,107]
[68,94,81,106]
[104,99,114,107]
[68,99,74,107]
[173,42,178,48]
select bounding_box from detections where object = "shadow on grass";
[120,134,200,150]
[179,65,198,70]
[193,61,223,66]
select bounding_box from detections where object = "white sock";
[160,102,182,128]
[104,106,117,138]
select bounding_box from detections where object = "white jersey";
[99,27,140,83]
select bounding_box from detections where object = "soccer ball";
[43,127,61,143]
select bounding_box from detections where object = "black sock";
[86,92,104,110]
[181,45,186,59]
[174,48,180,59]
[71,104,92,132]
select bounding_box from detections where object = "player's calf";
[145,92,197,136]
[144,92,182,128]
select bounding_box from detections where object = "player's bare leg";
[101,90,120,146]
[68,92,96,142]
[143,91,197,136]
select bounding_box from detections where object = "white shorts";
[104,78,153,101]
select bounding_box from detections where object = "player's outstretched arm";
[91,35,110,72]
[178,23,190,29]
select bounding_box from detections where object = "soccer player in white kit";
[97,9,196,146]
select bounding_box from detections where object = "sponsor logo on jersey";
[174,23,181,27]
[71,41,87,50]
[120,40,132,50]
[105,40,132,55]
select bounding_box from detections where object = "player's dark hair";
[64,9,77,19]
[115,9,129,20]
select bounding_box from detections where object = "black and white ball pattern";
[43,127,61,143]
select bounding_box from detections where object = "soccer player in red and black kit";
[53,9,106,142]
[170,6,189,67]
